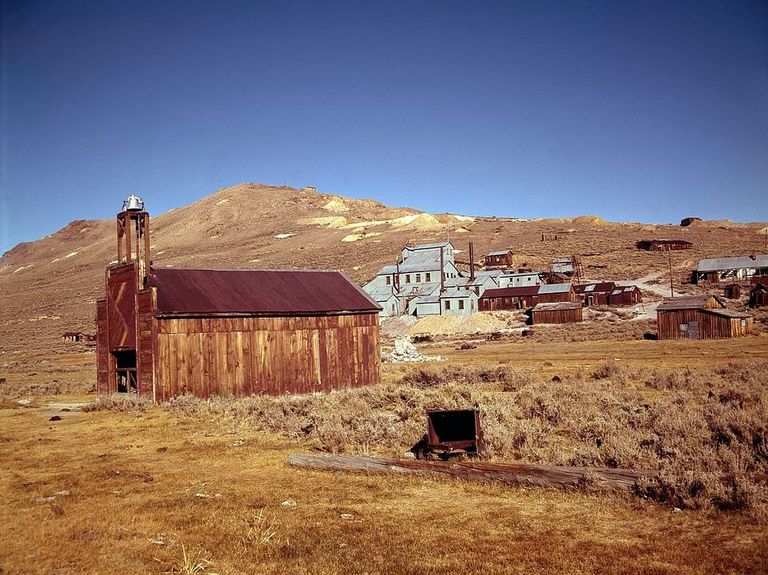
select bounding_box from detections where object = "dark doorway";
[113,350,137,393]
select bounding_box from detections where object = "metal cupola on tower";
[116,195,151,287]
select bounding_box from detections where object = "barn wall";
[106,263,138,350]
[153,313,380,400]
[658,309,751,339]
[657,309,699,340]
[136,289,156,399]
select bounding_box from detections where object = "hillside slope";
[1,183,766,353]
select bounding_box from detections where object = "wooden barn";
[636,239,693,251]
[96,199,381,402]
[656,295,752,340]
[749,283,768,308]
[530,302,583,324]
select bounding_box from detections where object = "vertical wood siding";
[153,313,380,400]
[95,300,110,394]
[136,289,156,399]
[531,308,583,324]
[657,310,753,340]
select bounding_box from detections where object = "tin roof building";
[96,199,381,402]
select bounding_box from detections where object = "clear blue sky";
[2,0,767,254]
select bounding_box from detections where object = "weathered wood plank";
[287,454,657,492]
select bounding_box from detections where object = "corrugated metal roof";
[486,250,512,256]
[656,295,718,311]
[366,286,398,302]
[538,283,572,294]
[532,302,581,311]
[697,255,768,272]
[148,268,381,316]
[404,241,452,251]
[574,282,616,294]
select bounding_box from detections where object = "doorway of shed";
[113,350,137,393]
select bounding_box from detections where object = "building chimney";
[440,246,445,293]
[469,242,475,281]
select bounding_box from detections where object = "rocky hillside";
[1,183,766,353]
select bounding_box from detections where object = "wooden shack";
[636,239,693,251]
[484,250,514,270]
[96,203,381,402]
[479,283,576,311]
[749,283,768,308]
[574,282,616,306]
[479,286,538,311]
[723,284,741,299]
[656,295,752,340]
[530,302,583,324]
[608,285,643,306]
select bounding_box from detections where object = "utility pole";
[668,247,674,298]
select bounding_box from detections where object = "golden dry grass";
[1,404,767,575]
[2,336,768,573]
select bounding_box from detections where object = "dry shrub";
[83,395,153,412]
[161,361,768,517]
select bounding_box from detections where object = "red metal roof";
[147,268,381,316]
[573,282,616,294]
[480,286,539,299]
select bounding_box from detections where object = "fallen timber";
[287,454,657,492]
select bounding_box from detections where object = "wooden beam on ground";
[286,454,658,492]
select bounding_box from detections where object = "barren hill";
[1,183,766,353]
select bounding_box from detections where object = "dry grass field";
[2,334,767,575]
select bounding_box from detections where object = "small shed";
[748,283,768,308]
[531,302,583,324]
[484,249,514,269]
[656,295,752,340]
[608,285,643,306]
[723,284,741,299]
[636,239,693,251]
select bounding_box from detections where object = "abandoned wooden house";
[694,255,768,283]
[96,197,382,402]
[530,302,583,324]
[608,285,643,306]
[574,282,616,306]
[479,286,539,311]
[484,249,514,269]
[748,283,768,308]
[478,283,576,311]
[656,295,752,340]
[636,239,693,251]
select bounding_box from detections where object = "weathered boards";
[286,454,657,492]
